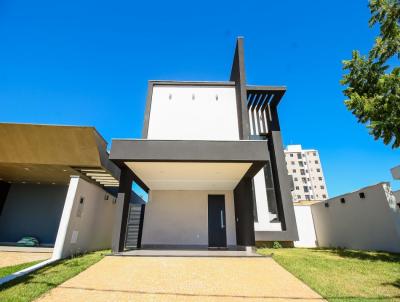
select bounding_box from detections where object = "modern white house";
[109,37,299,252]
[284,145,328,202]
[0,38,299,262]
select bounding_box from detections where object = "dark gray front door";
[208,195,227,248]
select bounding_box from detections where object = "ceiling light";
[24,168,30,171]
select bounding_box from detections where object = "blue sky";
[0,0,398,196]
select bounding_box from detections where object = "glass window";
[297,195,301,199]
[291,161,295,165]
[297,153,302,159]
[299,161,304,167]
[302,177,307,183]
[320,185,325,189]
[293,169,297,173]
[322,194,327,198]
[290,154,293,157]
[315,160,319,164]
[318,177,323,181]
[313,152,316,156]
[295,186,299,190]
[300,169,305,175]
[303,186,309,192]
[294,177,298,181]
[305,195,310,200]
[317,168,321,172]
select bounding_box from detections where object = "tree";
[341,0,400,148]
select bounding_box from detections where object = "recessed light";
[24,168,30,171]
[22,181,26,184]
[51,182,56,185]
[63,169,68,172]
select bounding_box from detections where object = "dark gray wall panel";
[233,177,256,246]
[0,184,68,244]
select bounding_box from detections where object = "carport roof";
[0,123,120,186]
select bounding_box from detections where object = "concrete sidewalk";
[36,256,325,301]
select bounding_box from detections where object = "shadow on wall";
[313,248,400,263]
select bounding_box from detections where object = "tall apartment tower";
[284,145,328,202]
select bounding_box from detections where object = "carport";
[0,123,120,250]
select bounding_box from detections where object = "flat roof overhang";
[110,140,269,191]
[0,123,120,187]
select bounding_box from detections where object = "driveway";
[37,256,324,301]
[0,251,51,268]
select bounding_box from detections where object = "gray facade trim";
[230,37,251,140]
[149,80,235,87]
[110,139,269,164]
[142,82,154,139]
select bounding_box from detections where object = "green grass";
[0,250,109,302]
[0,261,43,279]
[258,247,400,302]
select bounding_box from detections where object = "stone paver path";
[37,256,325,301]
[0,251,51,268]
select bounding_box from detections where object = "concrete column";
[233,177,256,246]
[112,167,134,253]
[266,104,299,239]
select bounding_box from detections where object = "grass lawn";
[0,250,109,302]
[258,247,400,302]
[0,261,43,279]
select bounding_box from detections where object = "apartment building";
[284,145,328,202]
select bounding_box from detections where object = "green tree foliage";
[341,0,400,148]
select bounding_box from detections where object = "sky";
[0,0,398,197]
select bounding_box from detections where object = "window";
[320,185,325,189]
[294,177,298,181]
[305,195,310,200]
[313,152,316,156]
[322,194,327,198]
[297,153,302,159]
[299,161,304,167]
[293,169,297,173]
[291,161,295,165]
[306,169,309,173]
[315,160,319,164]
[318,177,323,181]
[300,169,305,175]
[290,154,293,157]
[302,177,307,184]
[295,186,299,190]
[316,168,321,172]
[297,195,301,199]
[307,178,310,181]
[359,192,366,199]
[340,197,345,203]
[310,195,314,199]
[303,186,309,192]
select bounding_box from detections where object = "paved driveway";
[0,251,51,268]
[37,256,324,301]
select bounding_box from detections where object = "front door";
[208,195,227,248]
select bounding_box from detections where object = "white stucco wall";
[141,190,236,246]
[53,177,117,259]
[253,169,282,232]
[293,205,317,247]
[147,85,239,140]
[311,183,400,253]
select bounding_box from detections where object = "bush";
[272,241,282,249]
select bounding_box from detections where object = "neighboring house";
[294,181,400,253]
[284,144,328,202]
[109,37,299,252]
[0,123,143,259]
